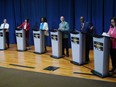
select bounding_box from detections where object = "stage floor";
[0,44,116,82]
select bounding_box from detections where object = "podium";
[91,35,110,77]
[50,29,63,58]
[0,29,6,50]
[33,30,45,54]
[70,31,86,65]
[16,29,26,51]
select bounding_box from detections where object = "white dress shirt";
[0,23,9,30]
[24,24,27,30]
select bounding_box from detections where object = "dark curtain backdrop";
[0,0,115,46]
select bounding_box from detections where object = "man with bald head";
[59,16,70,57]
[80,16,90,32]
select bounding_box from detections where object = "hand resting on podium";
[102,32,116,40]
[17,27,28,31]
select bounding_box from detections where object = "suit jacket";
[18,22,30,38]
[80,22,96,36]
[80,22,90,33]
[18,22,30,31]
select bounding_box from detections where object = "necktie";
[81,23,84,30]
[3,23,5,28]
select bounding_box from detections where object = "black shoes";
[85,61,90,64]
[109,68,116,73]
[66,54,69,57]
[26,47,30,50]
[62,53,69,57]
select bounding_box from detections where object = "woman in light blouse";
[39,17,49,51]
[108,17,116,73]
[40,17,48,31]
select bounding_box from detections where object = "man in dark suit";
[80,16,96,63]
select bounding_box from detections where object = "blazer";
[80,22,90,33]
[18,22,30,31]
[18,22,30,38]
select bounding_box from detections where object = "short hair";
[60,16,64,18]
[25,18,29,23]
[4,19,7,21]
[80,16,84,20]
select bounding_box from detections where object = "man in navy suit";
[80,16,96,63]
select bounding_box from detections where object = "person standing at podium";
[108,17,116,73]
[80,16,95,63]
[59,16,70,57]
[39,17,49,51]
[17,19,30,49]
[0,19,10,48]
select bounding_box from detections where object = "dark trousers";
[62,38,69,55]
[26,37,29,47]
[110,49,116,69]
[85,35,92,61]
[44,36,47,51]
[6,32,9,48]
[26,32,29,47]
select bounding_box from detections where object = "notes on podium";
[102,32,110,37]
